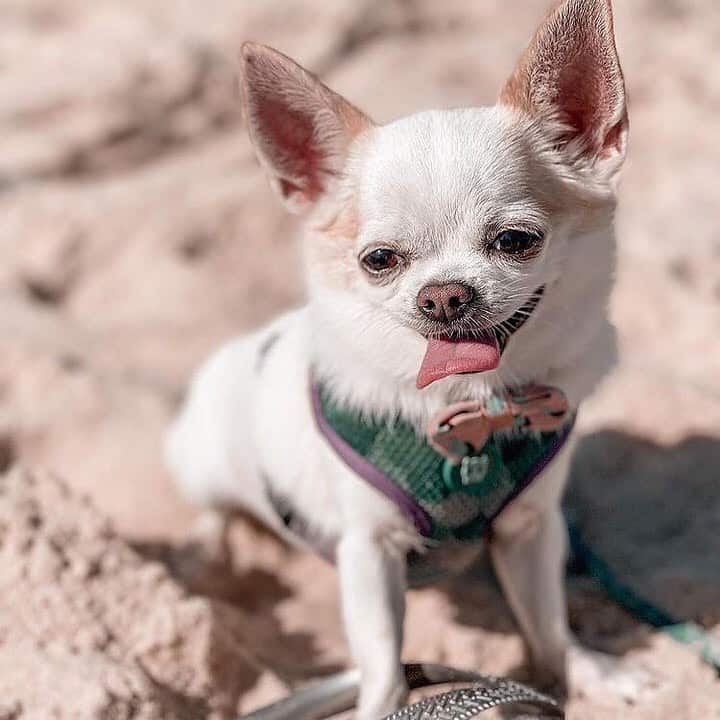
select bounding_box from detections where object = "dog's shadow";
[437,429,720,682]
[567,430,720,630]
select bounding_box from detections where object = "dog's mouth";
[416,287,545,389]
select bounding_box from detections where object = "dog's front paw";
[356,679,408,720]
[566,645,664,705]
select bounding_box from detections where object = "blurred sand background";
[0,0,719,718]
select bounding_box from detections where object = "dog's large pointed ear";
[239,43,372,214]
[500,0,627,178]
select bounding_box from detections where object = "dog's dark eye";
[361,248,401,274]
[492,230,543,256]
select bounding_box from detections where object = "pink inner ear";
[254,97,324,201]
[241,44,372,210]
[555,57,616,152]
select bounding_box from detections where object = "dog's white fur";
[166,1,655,716]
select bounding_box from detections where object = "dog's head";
[240,0,627,398]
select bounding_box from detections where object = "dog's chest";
[312,384,575,545]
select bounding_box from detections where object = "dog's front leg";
[490,458,661,703]
[337,530,408,719]
[490,499,571,686]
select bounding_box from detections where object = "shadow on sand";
[436,430,720,685]
[134,531,345,689]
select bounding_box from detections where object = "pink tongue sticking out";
[417,336,501,389]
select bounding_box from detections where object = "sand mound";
[0,467,266,720]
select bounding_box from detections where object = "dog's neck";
[308,304,603,433]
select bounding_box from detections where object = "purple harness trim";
[311,384,575,539]
[311,385,433,536]
[488,417,575,524]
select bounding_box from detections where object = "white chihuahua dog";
[167,0,653,716]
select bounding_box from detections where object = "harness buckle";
[428,384,570,464]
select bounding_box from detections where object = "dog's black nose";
[417,283,475,323]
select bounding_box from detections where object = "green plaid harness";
[312,384,575,543]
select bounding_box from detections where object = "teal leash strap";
[566,518,720,674]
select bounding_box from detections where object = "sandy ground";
[1,0,719,718]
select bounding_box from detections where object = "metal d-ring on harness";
[238,663,563,720]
